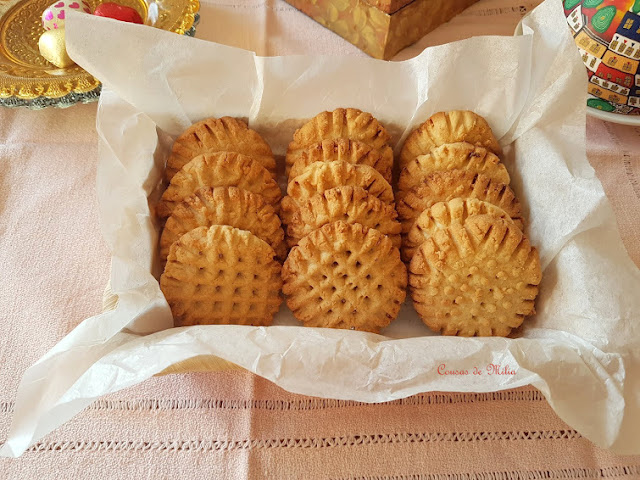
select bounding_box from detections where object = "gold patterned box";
[285,0,481,59]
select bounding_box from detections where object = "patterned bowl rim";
[587,105,640,125]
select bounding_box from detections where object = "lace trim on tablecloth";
[338,466,640,480]
[24,429,582,453]
[0,389,545,414]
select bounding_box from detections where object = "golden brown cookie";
[289,139,392,183]
[409,214,541,337]
[286,108,393,175]
[400,111,501,169]
[396,170,523,235]
[282,221,407,333]
[286,186,401,248]
[403,198,524,261]
[157,152,282,219]
[160,225,283,326]
[159,187,286,263]
[282,161,394,226]
[398,142,510,192]
[165,117,275,181]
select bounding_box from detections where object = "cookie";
[286,186,401,248]
[159,186,286,263]
[286,108,393,175]
[409,214,541,337]
[398,142,510,192]
[282,161,394,226]
[282,221,407,333]
[289,138,392,183]
[157,152,282,219]
[400,111,501,169]
[165,117,275,181]
[396,170,523,235]
[160,225,283,326]
[403,198,524,261]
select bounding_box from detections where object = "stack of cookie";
[280,108,407,333]
[157,117,285,327]
[397,111,542,337]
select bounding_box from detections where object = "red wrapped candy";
[93,2,143,24]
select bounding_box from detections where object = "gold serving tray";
[0,0,199,106]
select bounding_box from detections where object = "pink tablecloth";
[2,0,640,477]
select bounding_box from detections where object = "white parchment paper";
[3,0,640,457]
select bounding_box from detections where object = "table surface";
[2,0,640,478]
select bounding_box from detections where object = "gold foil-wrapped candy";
[38,29,76,69]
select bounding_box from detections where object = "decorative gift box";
[284,0,481,59]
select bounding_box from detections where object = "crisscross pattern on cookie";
[286,186,401,248]
[400,111,501,168]
[286,108,392,174]
[399,142,510,192]
[157,152,282,219]
[289,139,392,183]
[403,198,524,261]
[160,226,282,326]
[282,161,394,226]
[288,161,394,204]
[409,215,541,337]
[282,221,407,333]
[160,187,286,262]
[396,170,523,235]
[166,117,275,181]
